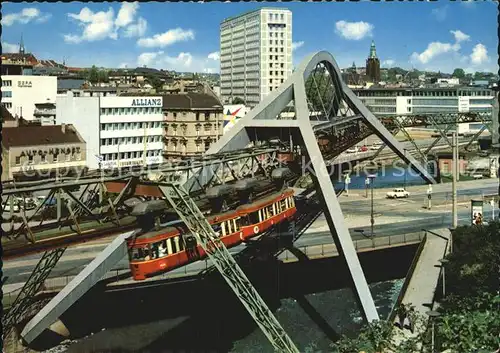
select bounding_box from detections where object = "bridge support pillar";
[295,78,379,323]
[20,230,135,345]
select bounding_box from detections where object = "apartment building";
[220,8,293,107]
[162,93,223,157]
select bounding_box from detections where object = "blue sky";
[2,1,498,74]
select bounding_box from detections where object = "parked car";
[2,202,20,213]
[370,144,382,150]
[386,188,410,199]
[346,147,358,153]
[360,146,368,152]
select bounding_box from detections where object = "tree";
[147,75,163,92]
[232,97,246,105]
[452,68,465,79]
[97,70,109,83]
[88,65,99,84]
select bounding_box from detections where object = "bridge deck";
[392,228,450,346]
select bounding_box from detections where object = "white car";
[386,188,410,199]
[346,147,358,153]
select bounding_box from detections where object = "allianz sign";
[131,98,162,107]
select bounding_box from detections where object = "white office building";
[56,94,164,170]
[354,87,494,133]
[1,75,57,123]
[220,8,293,107]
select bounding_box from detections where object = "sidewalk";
[342,178,497,200]
[392,228,450,347]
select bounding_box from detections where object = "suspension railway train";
[126,187,297,280]
[2,165,299,282]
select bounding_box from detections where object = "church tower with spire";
[366,40,381,83]
[19,34,25,55]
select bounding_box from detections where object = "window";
[204,124,211,132]
[65,153,71,162]
[173,112,177,118]
[28,155,34,164]
[15,156,21,165]
[205,112,210,120]
[269,55,272,60]
[196,112,200,121]
[2,91,12,98]
[270,79,273,84]
[280,14,284,20]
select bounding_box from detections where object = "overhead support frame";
[207,51,437,324]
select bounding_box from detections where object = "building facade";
[56,94,164,170]
[163,93,223,157]
[1,75,57,123]
[353,86,494,133]
[220,8,293,107]
[365,41,381,83]
[1,107,87,181]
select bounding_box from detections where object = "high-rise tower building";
[220,8,293,108]
[366,40,380,83]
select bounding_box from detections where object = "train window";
[285,198,289,209]
[258,210,263,223]
[248,211,259,224]
[178,237,185,251]
[280,199,287,210]
[226,220,233,234]
[143,248,151,261]
[151,243,161,259]
[171,237,178,253]
[166,238,173,255]
[290,197,295,207]
[130,248,143,261]
[233,217,241,232]
[221,222,227,236]
[213,223,222,236]
[272,203,277,215]
[158,241,167,257]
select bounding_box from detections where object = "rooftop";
[221,7,290,24]
[163,92,223,110]
[1,124,85,149]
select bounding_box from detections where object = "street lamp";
[368,174,377,238]
[426,310,441,353]
[403,148,407,190]
[439,258,449,297]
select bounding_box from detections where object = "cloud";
[65,7,117,43]
[335,21,373,40]
[124,17,147,38]
[292,41,304,51]
[383,59,395,67]
[64,3,148,44]
[137,51,164,67]
[431,6,448,22]
[2,42,20,53]
[207,52,220,61]
[450,30,470,43]
[136,51,218,73]
[411,42,461,64]
[137,28,195,48]
[1,7,52,26]
[115,2,138,28]
[470,44,489,66]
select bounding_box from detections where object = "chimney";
[61,123,66,134]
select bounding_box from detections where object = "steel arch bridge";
[14,52,443,352]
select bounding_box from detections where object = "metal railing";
[279,232,424,261]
